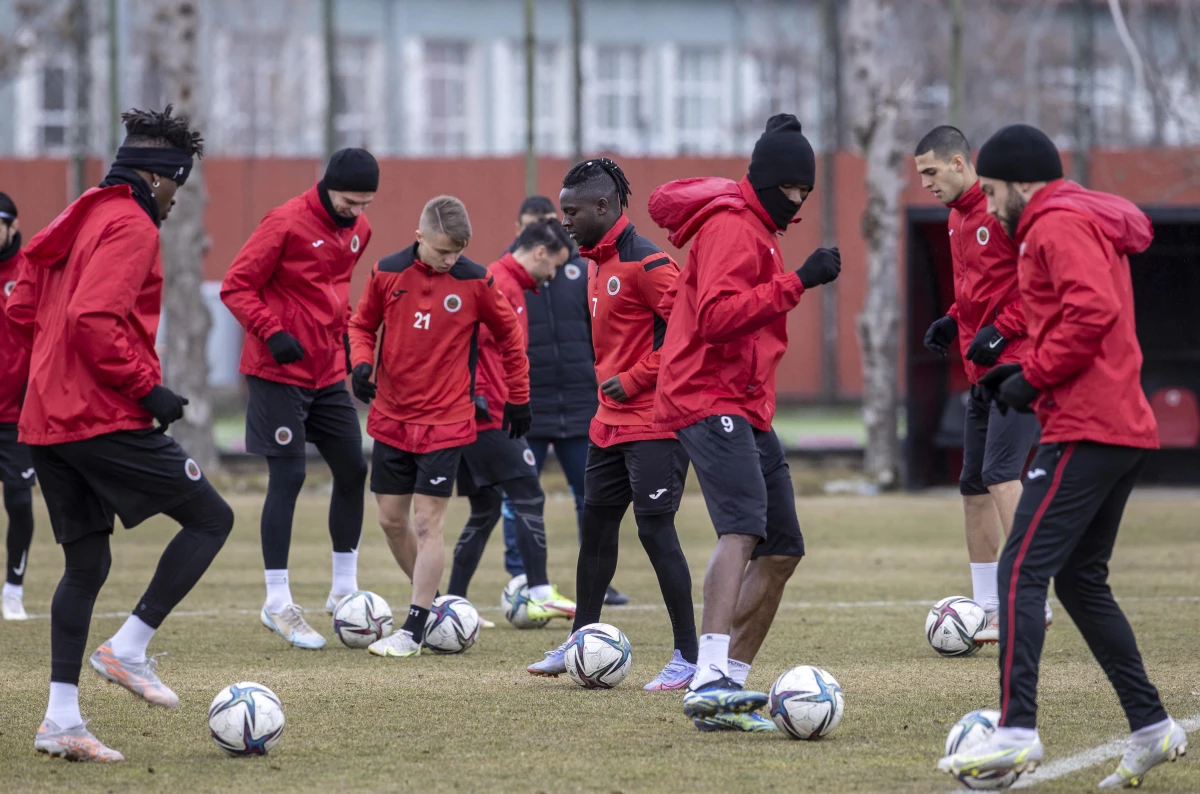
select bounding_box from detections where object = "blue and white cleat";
[261,605,326,649]
[693,712,779,733]
[325,593,351,614]
[1099,719,1188,789]
[682,669,769,719]
[527,637,570,677]
[937,730,1043,780]
[643,650,697,691]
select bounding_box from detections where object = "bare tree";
[847,0,911,489]
[153,1,218,472]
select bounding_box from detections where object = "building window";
[512,44,561,154]
[333,40,371,150]
[593,45,646,153]
[425,40,469,155]
[676,48,724,154]
[214,34,286,155]
[29,57,74,153]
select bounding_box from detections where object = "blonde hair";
[420,195,472,246]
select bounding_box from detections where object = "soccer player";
[527,159,698,692]
[649,115,840,728]
[221,148,375,649]
[6,107,232,762]
[348,196,530,658]
[914,126,1048,641]
[938,124,1187,788]
[447,218,577,619]
[0,191,36,621]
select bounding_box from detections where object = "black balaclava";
[748,113,816,231]
[0,192,18,261]
[319,147,379,228]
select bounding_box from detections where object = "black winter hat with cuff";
[976,124,1063,183]
[324,148,380,193]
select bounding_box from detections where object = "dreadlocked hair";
[562,158,631,209]
[121,105,205,157]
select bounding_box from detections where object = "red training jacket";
[945,180,1028,385]
[221,186,372,390]
[1014,179,1158,448]
[1,250,32,424]
[475,253,536,432]
[649,176,805,432]
[581,215,681,447]
[6,187,163,445]
[348,244,529,453]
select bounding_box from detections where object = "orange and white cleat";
[34,719,124,762]
[89,645,180,709]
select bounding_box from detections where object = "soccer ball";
[563,622,632,689]
[207,682,285,756]
[926,596,987,657]
[944,709,1021,789]
[501,574,549,629]
[332,590,394,648]
[424,595,480,653]
[768,665,845,740]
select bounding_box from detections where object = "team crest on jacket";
[3,280,14,297]
[976,227,989,245]
[523,449,536,466]
[564,263,581,280]
[350,234,361,253]
[607,276,620,295]
[444,294,462,312]
[184,458,202,482]
[275,427,294,445]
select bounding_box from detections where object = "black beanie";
[748,114,816,190]
[324,148,380,192]
[976,124,1063,183]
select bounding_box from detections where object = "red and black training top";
[0,249,31,424]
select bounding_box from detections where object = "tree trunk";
[819,0,843,402]
[847,0,907,489]
[155,1,218,472]
[69,0,91,198]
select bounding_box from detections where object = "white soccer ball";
[944,709,1021,789]
[332,590,394,649]
[207,682,285,756]
[424,595,480,653]
[768,665,845,740]
[563,622,632,689]
[926,596,987,657]
[501,574,549,629]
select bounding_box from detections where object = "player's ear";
[596,196,608,217]
[415,229,423,244]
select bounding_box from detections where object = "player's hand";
[502,402,532,439]
[474,395,492,422]
[796,247,841,289]
[351,363,376,403]
[978,363,1038,414]
[600,375,629,402]
[267,331,305,365]
[343,333,352,374]
[140,384,189,432]
[923,315,958,357]
[965,324,1007,366]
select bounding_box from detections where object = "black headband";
[113,145,194,186]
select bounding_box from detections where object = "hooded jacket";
[1,248,31,424]
[1014,179,1158,448]
[474,253,537,432]
[649,176,805,431]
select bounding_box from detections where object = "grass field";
[2,475,1198,793]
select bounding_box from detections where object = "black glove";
[502,402,532,439]
[140,385,189,431]
[965,324,1008,367]
[474,395,492,422]
[978,363,1039,414]
[796,247,841,289]
[343,333,352,374]
[351,363,376,403]
[266,331,305,365]
[923,315,958,357]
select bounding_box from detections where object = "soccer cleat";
[325,593,351,614]
[89,645,179,709]
[527,638,570,676]
[643,649,697,691]
[2,592,28,620]
[937,730,1043,779]
[682,670,769,719]
[976,602,1054,644]
[34,720,124,763]
[1098,720,1188,789]
[1044,599,1053,629]
[604,586,630,606]
[368,629,422,658]
[261,604,326,649]
[693,712,779,733]
[479,617,496,629]
[525,586,576,621]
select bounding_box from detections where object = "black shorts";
[0,423,36,488]
[584,438,689,516]
[370,440,462,497]
[457,430,538,497]
[30,428,212,544]
[961,385,1041,495]
[677,415,805,559]
[245,376,361,457]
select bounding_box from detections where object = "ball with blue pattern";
[769,665,845,740]
[207,681,285,756]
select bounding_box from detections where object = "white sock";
[45,682,82,729]
[728,658,751,686]
[1132,717,1173,741]
[264,569,293,613]
[528,584,553,601]
[331,550,359,596]
[107,615,156,663]
[690,633,731,689]
[970,562,1000,613]
[2,582,23,599]
[994,726,1039,744]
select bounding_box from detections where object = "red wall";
[4,149,1198,401]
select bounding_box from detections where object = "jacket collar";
[738,176,795,234]
[579,214,631,263]
[947,179,984,214]
[1014,179,1068,243]
[304,185,345,234]
[496,251,538,291]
